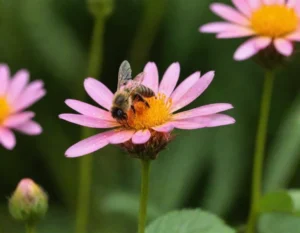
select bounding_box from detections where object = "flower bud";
[8,178,48,223]
[87,0,114,18]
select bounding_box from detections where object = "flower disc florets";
[126,94,172,130]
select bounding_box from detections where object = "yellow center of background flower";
[127,94,171,130]
[0,97,11,123]
[251,5,298,37]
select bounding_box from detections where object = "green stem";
[129,0,166,71]
[246,70,275,233]
[75,7,109,233]
[25,224,35,233]
[138,159,151,233]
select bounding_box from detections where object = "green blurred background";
[1,0,300,232]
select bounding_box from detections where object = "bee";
[111,60,155,122]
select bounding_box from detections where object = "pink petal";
[159,62,180,98]
[172,119,209,130]
[108,130,135,144]
[262,0,276,5]
[217,28,255,38]
[234,37,271,60]
[18,80,44,97]
[248,0,262,9]
[152,122,174,132]
[65,130,114,157]
[170,71,215,113]
[14,120,42,135]
[200,22,253,36]
[200,22,237,33]
[132,130,151,144]
[143,62,159,94]
[204,114,236,127]
[7,70,29,103]
[255,37,273,49]
[170,72,200,106]
[277,0,285,4]
[13,89,46,112]
[59,114,119,129]
[210,3,250,26]
[172,114,235,129]
[0,64,10,96]
[274,38,293,56]
[3,112,35,128]
[286,31,300,41]
[0,127,16,150]
[173,103,234,120]
[84,78,114,110]
[65,99,114,121]
[232,0,252,17]
[295,1,300,15]
[7,70,29,104]
[287,0,296,7]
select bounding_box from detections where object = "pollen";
[251,5,298,38]
[0,97,11,124]
[126,94,172,130]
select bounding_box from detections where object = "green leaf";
[259,190,300,214]
[260,191,294,213]
[289,190,300,213]
[146,209,235,233]
[259,213,300,233]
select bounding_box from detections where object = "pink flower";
[60,62,235,158]
[0,64,46,150]
[200,0,300,60]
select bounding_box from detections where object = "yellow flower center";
[0,97,11,124]
[251,5,298,37]
[126,94,172,130]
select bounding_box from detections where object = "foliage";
[146,209,235,233]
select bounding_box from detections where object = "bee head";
[111,107,128,121]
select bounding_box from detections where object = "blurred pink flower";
[0,64,46,150]
[200,0,300,60]
[60,62,235,158]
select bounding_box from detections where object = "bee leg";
[134,94,150,108]
[131,105,136,113]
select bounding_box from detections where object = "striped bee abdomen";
[136,85,155,97]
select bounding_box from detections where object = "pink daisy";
[0,64,46,150]
[200,0,300,60]
[59,62,235,158]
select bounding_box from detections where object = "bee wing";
[125,72,143,89]
[122,72,144,90]
[133,72,144,84]
[117,60,132,90]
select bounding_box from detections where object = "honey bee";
[111,60,155,122]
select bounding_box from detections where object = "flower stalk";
[26,224,35,233]
[246,70,275,233]
[138,159,151,233]
[75,1,113,233]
